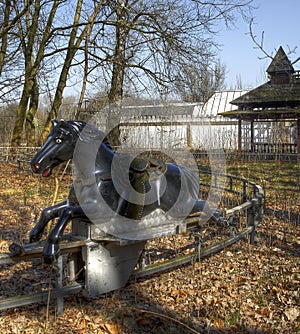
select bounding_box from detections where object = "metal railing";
[253,142,297,154]
[0,146,39,164]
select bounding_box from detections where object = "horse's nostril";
[35,163,40,170]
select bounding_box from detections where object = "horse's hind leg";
[43,206,85,264]
[192,199,208,213]
[192,200,224,225]
[29,200,69,243]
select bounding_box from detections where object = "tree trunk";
[0,0,10,76]
[11,105,26,147]
[11,0,55,146]
[41,0,104,141]
[25,78,39,146]
[11,82,32,146]
[106,0,128,147]
[75,17,94,120]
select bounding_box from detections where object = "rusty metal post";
[56,255,64,314]
[247,199,256,245]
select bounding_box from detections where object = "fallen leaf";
[103,322,121,334]
[284,307,300,322]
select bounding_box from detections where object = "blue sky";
[217,0,300,89]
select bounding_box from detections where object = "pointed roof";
[266,46,294,74]
[224,46,300,112]
[219,46,300,120]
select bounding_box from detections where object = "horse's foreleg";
[43,206,85,264]
[29,200,69,243]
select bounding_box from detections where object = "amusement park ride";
[0,120,264,314]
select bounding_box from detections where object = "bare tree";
[86,0,254,145]
[10,0,61,146]
[248,18,300,65]
[0,0,31,77]
[0,1,31,105]
[173,60,226,102]
[3,0,103,145]
[1,0,254,146]
[40,0,104,143]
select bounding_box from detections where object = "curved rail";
[0,169,264,313]
[132,170,264,277]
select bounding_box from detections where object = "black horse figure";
[27,120,221,264]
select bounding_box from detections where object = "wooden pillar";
[187,124,192,148]
[297,117,300,162]
[238,118,242,157]
[250,120,254,152]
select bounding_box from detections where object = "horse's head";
[31,120,86,177]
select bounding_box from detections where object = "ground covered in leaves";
[0,161,299,333]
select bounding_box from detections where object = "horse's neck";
[95,144,114,176]
[73,141,114,180]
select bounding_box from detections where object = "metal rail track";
[0,225,256,312]
[0,173,264,313]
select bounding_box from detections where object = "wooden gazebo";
[220,46,300,161]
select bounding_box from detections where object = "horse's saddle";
[130,157,167,181]
[116,156,167,220]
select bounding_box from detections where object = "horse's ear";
[58,119,70,130]
[51,120,59,128]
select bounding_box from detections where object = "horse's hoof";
[43,242,60,264]
[211,210,228,227]
[219,217,229,227]
[9,243,25,256]
[212,209,221,219]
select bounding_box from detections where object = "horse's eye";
[55,138,62,144]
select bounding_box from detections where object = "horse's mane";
[65,120,113,150]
